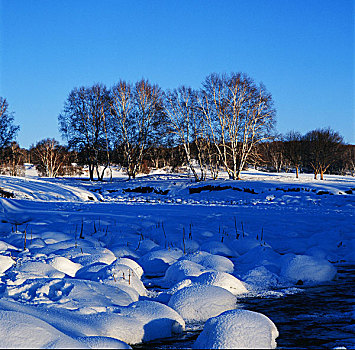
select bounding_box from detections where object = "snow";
[138,248,183,276]
[194,271,248,295]
[0,255,15,273]
[76,336,131,349]
[47,256,83,277]
[0,310,86,349]
[0,169,353,348]
[163,260,208,284]
[193,309,279,349]
[168,284,237,323]
[181,251,235,273]
[280,254,337,284]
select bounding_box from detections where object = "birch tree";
[198,73,275,180]
[164,86,208,181]
[110,79,165,179]
[30,138,68,177]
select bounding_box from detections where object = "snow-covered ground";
[0,169,354,348]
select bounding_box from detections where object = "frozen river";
[135,265,355,349]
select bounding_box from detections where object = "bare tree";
[110,79,165,179]
[0,97,19,149]
[30,139,69,177]
[343,145,355,176]
[197,73,275,180]
[58,84,111,181]
[261,138,285,173]
[283,131,304,178]
[164,86,207,181]
[303,128,344,180]
[0,142,26,176]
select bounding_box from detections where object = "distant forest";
[1,73,354,181]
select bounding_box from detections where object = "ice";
[193,309,279,349]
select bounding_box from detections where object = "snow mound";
[194,271,248,295]
[77,336,131,349]
[193,309,279,349]
[164,260,207,284]
[168,284,237,323]
[0,255,15,274]
[281,254,337,284]
[0,310,85,349]
[100,262,147,297]
[138,248,183,276]
[115,258,144,279]
[12,261,65,279]
[117,300,185,341]
[5,277,137,308]
[182,251,234,273]
[236,246,282,275]
[110,246,140,260]
[0,298,183,345]
[242,266,284,290]
[72,248,117,266]
[231,237,271,256]
[200,241,235,257]
[47,256,83,277]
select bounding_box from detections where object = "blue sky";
[1,0,354,148]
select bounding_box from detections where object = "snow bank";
[193,309,279,349]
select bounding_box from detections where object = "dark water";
[134,265,355,349]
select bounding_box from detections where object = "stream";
[134,265,355,349]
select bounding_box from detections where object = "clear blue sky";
[1,0,354,148]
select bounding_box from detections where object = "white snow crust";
[193,309,279,349]
[0,169,353,348]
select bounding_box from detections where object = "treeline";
[0,73,354,181]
